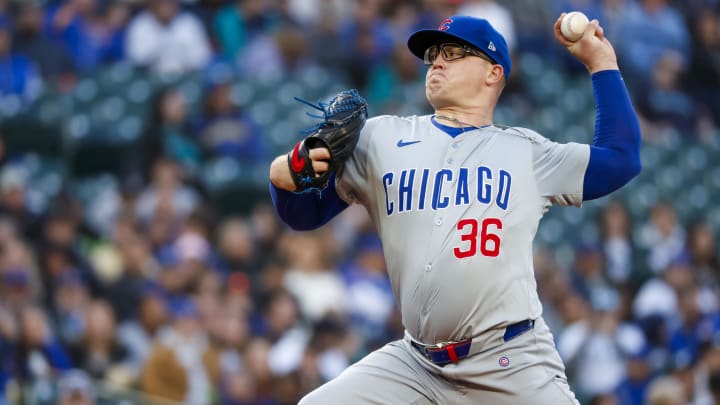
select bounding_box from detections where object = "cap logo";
[438,19,453,31]
[488,41,496,52]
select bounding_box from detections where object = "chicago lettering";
[382,166,511,215]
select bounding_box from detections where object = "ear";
[486,64,504,86]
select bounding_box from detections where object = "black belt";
[411,319,535,366]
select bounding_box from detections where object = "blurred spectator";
[249,203,282,264]
[37,202,103,306]
[599,0,628,44]
[0,269,34,313]
[246,288,308,394]
[645,375,687,405]
[535,249,574,332]
[599,201,635,285]
[304,1,345,72]
[301,317,354,384]
[213,0,280,60]
[337,0,395,89]
[615,346,653,405]
[285,0,352,28]
[67,300,130,384]
[665,286,714,370]
[558,287,641,399]
[140,297,219,404]
[205,303,248,376]
[341,234,394,348]
[0,17,40,103]
[281,232,347,322]
[638,202,686,275]
[365,43,425,115]
[687,221,720,289]
[136,157,200,227]
[12,2,75,88]
[385,0,422,43]
[686,9,720,127]
[44,0,127,73]
[52,271,90,347]
[257,288,301,343]
[615,0,690,88]
[173,215,215,281]
[142,87,203,179]
[570,244,612,304]
[241,337,274,401]
[458,0,517,52]
[633,257,692,320]
[711,370,720,405]
[694,345,720,405]
[215,217,260,275]
[117,282,167,384]
[272,26,317,75]
[104,231,156,322]
[0,166,42,241]
[56,369,95,405]
[0,237,42,313]
[125,0,211,76]
[195,81,267,162]
[15,306,72,384]
[636,51,698,134]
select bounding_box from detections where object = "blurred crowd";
[0,0,718,404]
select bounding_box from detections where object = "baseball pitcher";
[269,14,641,405]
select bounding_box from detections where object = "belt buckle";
[426,340,454,352]
[427,340,464,363]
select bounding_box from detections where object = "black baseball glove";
[287,89,368,192]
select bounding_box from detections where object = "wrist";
[587,61,619,74]
[269,155,297,191]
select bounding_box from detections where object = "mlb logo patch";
[498,356,510,367]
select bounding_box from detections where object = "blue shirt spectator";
[615,0,690,87]
[0,19,40,103]
[44,0,126,74]
[195,82,267,163]
[13,2,75,84]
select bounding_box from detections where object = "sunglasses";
[423,43,494,66]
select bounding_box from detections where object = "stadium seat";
[1,113,64,157]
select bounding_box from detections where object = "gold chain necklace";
[434,114,489,131]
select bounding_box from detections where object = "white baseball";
[560,11,589,42]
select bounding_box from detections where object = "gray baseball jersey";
[336,114,590,344]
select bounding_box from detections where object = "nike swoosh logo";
[290,142,306,172]
[397,139,421,147]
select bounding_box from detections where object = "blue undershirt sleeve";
[582,70,642,201]
[269,173,349,230]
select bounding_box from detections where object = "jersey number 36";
[454,218,502,258]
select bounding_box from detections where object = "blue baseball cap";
[407,15,511,79]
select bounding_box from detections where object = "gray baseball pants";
[299,317,580,405]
